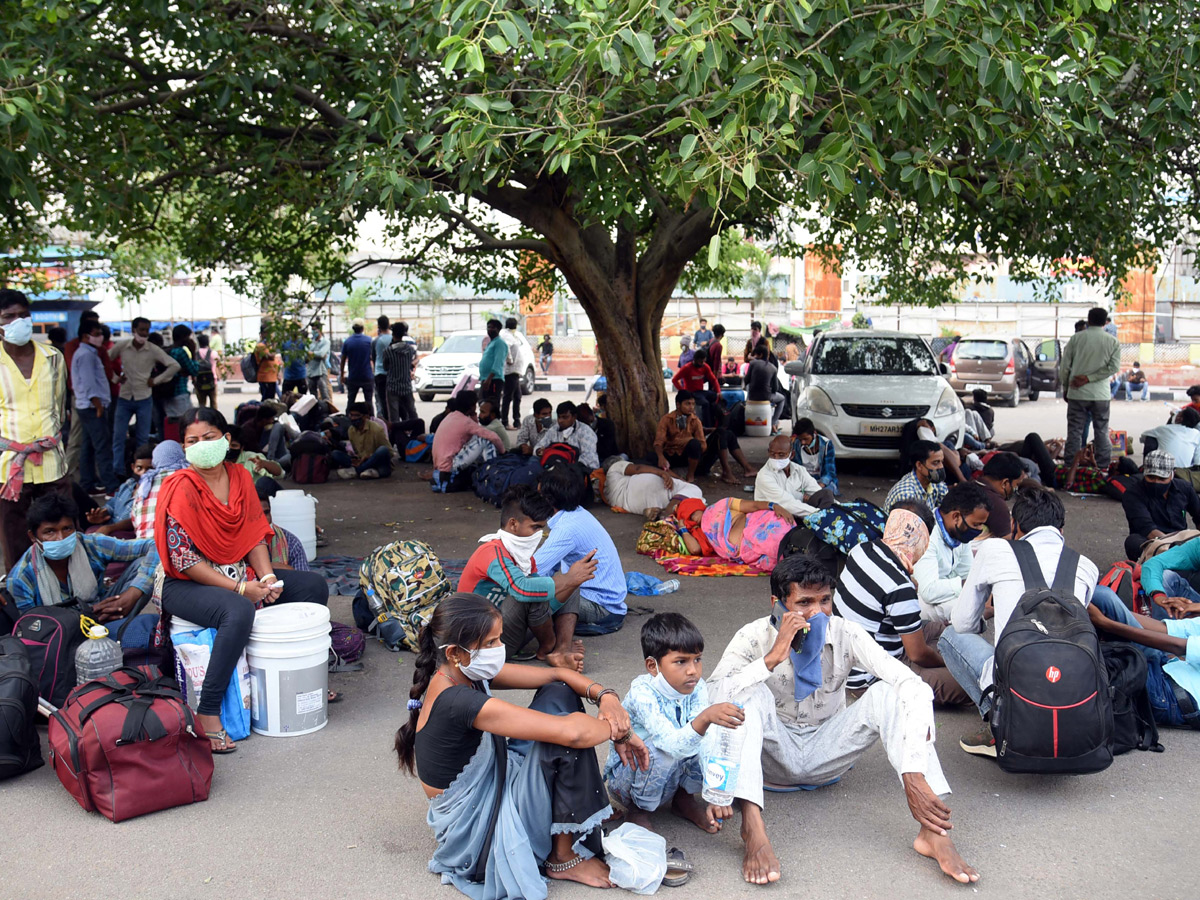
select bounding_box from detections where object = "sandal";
[208,729,238,754]
[662,847,693,887]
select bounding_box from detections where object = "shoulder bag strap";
[1008,539,1048,592]
[1050,547,1081,595]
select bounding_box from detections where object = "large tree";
[3,0,1199,453]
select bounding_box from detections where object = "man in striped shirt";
[0,290,70,574]
[834,501,970,706]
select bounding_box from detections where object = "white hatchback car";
[414,329,537,402]
[784,330,965,459]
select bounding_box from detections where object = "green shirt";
[1060,326,1121,402]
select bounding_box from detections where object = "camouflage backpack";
[358,540,451,651]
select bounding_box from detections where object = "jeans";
[78,406,120,493]
[161,569,329,716]
[764,391,786,427]
[307,372,331,402]
[1066,398,1112,468]
[386,390,417,424]
[501,373,522,427]
[540,353,551,374]
[573,597,625,636]
[374,374,389,418]
[112,396,152,478]
[937,627,995,717]
[346,379,374,410]
[1155,570,1200,621]
[264,422,292,470]
[1126,382,1149,401]
[282,378,307,394]
[1091,586,1197,727]
[331,446,392,477]
[258,381,277,400]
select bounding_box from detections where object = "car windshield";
[811,337,937,376]
[435,335,485,354]
[955,340,1008,361]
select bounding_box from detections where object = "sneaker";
[959,723,997,758]
[360,468,380,479]
[336,468,357,480]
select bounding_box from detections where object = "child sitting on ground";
[603,612,745,833]
[84,443,156,535]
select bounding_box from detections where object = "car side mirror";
[783,361,806,377]
[939,362,949,375]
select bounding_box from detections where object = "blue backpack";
[802,500,887,555]
[472,453,544,507]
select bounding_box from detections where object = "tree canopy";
[2,0,1198,448]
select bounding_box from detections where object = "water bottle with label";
[702,702,748,806]
[75,618,124,685]
[653,579,680,595]
[365,586,385,618]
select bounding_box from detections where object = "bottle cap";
[80,616,110,640]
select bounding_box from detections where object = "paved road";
[3,392,1190,899]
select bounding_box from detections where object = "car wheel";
[521,366,535,395]
[1007,389,1020,408]
[1029,390,1040,402]
[419,391,436,402]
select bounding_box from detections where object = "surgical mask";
[538,416,551,429]
[652,672,691,701]
[927,466,946,484]
[917,425,938,443]
[40,532,78,560]
[185,436,230,469]
[87,334,104,347]
[132,334,147,346]
[2,316,33,346]
[770,457,791,471]
[458,645,506,682]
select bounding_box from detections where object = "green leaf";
[978,56,996,87]
[680,134,698,160]
[742,161,757,190]
[707,232,721,268]
[465,95,491,113]
[631,31,656,67]
[923,0,945,18]
[1002,58,1022,92]
[498,19,520,48]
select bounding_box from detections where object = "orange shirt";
[255,343,280,383]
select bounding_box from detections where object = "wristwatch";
[768,502,775,511]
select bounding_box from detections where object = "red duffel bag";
[48,667,214,822]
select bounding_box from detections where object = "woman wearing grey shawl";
[395,593,650,899]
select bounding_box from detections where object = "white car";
[784,330,965,460]
[415,330,537,402]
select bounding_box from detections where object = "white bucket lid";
[251,602,331,638]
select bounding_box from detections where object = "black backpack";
[1101,642,1163,755]
[988,540,1114,775]
[12,607,87,708]
[473,453,543,507]
[0,636,43,779]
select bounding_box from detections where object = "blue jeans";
[937,627,995,717]
[1091,586,1197,727]
[1126,382,1149,401]
[78,406,119,492]
[572,597,625,636]
[112,396,152,477]
[1152,570,1200,621]
[332,446,392,477]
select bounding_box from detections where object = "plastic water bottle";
[365,587,385,618]
[702,709,747,806]
[653,579,680,595]
[75,618,123,685]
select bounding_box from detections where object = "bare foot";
[720,472,741,485]
[741,819,781,884]
[913,827,979,884]
[626,806,654,832]
[418,469,434,482]
[741,467,758,478]
[546,649,585,672]
[671,791,719,833]
[547,855,614,888]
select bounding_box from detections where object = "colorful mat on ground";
[311,555,468,595]
[646,551,767,577]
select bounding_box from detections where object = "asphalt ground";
[2,391,1191,900]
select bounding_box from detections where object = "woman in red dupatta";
[157,408,329,753]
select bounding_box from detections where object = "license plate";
[964,383,991,392]
[859,422,904,436]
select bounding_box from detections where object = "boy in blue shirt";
[604,612,745,833]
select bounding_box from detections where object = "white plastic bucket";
[745,400,772,437]
[271,490,318,560]
[246,603,331,737]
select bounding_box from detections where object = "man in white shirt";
[500,317,523,429]
[912,482,992,624]
[533,400,599,469]
[1141,406,1200,469]
[940,487,1098,757]
[708,555,977,887]
[753,435,834,516]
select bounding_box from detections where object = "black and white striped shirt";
[833,541,922,688]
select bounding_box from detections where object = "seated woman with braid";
[156,407,330,754]
[395,592,651,898]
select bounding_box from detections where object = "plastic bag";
[601,823,666,894]
[172,627,252,741]
[625,572,663,596]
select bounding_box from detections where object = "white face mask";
[652,672,691,701]
[479,528,544,575]
[458,645,506,682]
[1,316,33,346]
[769,457,791,471]
[917,425,938,443]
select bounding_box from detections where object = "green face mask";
[185,436,230,469]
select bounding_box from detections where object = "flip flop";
[763,773,844,793]
[662,848,693,887]
[208,729,238,754]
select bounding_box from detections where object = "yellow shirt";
[0,341,67,487]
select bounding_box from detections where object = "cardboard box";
[1110,430,1128,456]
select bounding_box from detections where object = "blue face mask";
[41,532,78,560]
